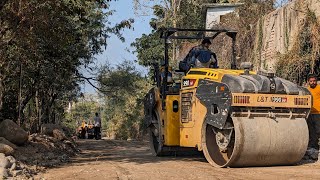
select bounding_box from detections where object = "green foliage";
[130,0,277,139]
[69,101,100,123]
[98,61,151,139]
[130,1,213,69]
[131,31,164,67]
[64,98,101,132]
[174,0,207,29]
[0,0,133,131]
[132,0,217,68]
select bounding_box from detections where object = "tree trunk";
[35,90,41,132]
[17,62,23,126]
[0,79,4,112]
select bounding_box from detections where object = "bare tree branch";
[77,75,111,93]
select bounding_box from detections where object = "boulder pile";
[0,120,78,179]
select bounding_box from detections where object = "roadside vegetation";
[0,0,132,132]
[0,0,318,140]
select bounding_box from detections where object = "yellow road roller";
[144,28,311,167]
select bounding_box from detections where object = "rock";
[306,148,319,160]
[71,136,78,141]
[0,119,28,146]
[18,163,26,170]
[11,170,22,177]
[0,167,8,179]
[33,136,44,143]
[64,140,75,147]
[41,124,62,136]
[59,154,69,162]
[53,129,67,141]
[0,143,14,156]
[0,153,10,168]
[46,152,55,160]
[39,160,60,167]
[303,155,310,160]
[0,137,17,150]
[28,135,34,142]
[7,156,16,171]
[19,156,28,162]
[64,140,72,145]
[47,136,58,143]
[9,162,16,171]
[6,156,16,164]
[49,142,55,148]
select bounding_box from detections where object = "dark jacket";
[179,45,218,72]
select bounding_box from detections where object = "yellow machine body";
[162,95,180,146]
[145,28,311,167]
[157,68,311,148]
[146,68,311,167]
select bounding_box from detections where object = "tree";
[0,0,133,131]
[65,97,101,131]
[131,0,217,68]
[97,61,151,139]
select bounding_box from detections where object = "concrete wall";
[205,4,242,29]
[253,0,320,72]
[206,6,237,28]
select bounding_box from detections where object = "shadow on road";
[52,138,317,170]
[66,139,207,166]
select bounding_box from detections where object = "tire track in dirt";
[38,139,320,180]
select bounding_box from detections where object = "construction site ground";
[38,139,320,180]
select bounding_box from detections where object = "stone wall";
[253,0,320,72]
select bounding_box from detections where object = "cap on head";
[201,39,212,45]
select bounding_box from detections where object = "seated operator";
[179,39,218,72]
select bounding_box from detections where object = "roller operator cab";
[144,28,312,167]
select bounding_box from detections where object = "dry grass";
[276,7,320,84]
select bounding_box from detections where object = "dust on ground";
[37,139,320,180]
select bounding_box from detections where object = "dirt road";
[39,139,320,180]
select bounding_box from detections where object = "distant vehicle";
[77,121,95,139]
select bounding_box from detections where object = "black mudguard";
[196,79,232,129]
[144,88,157,127]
